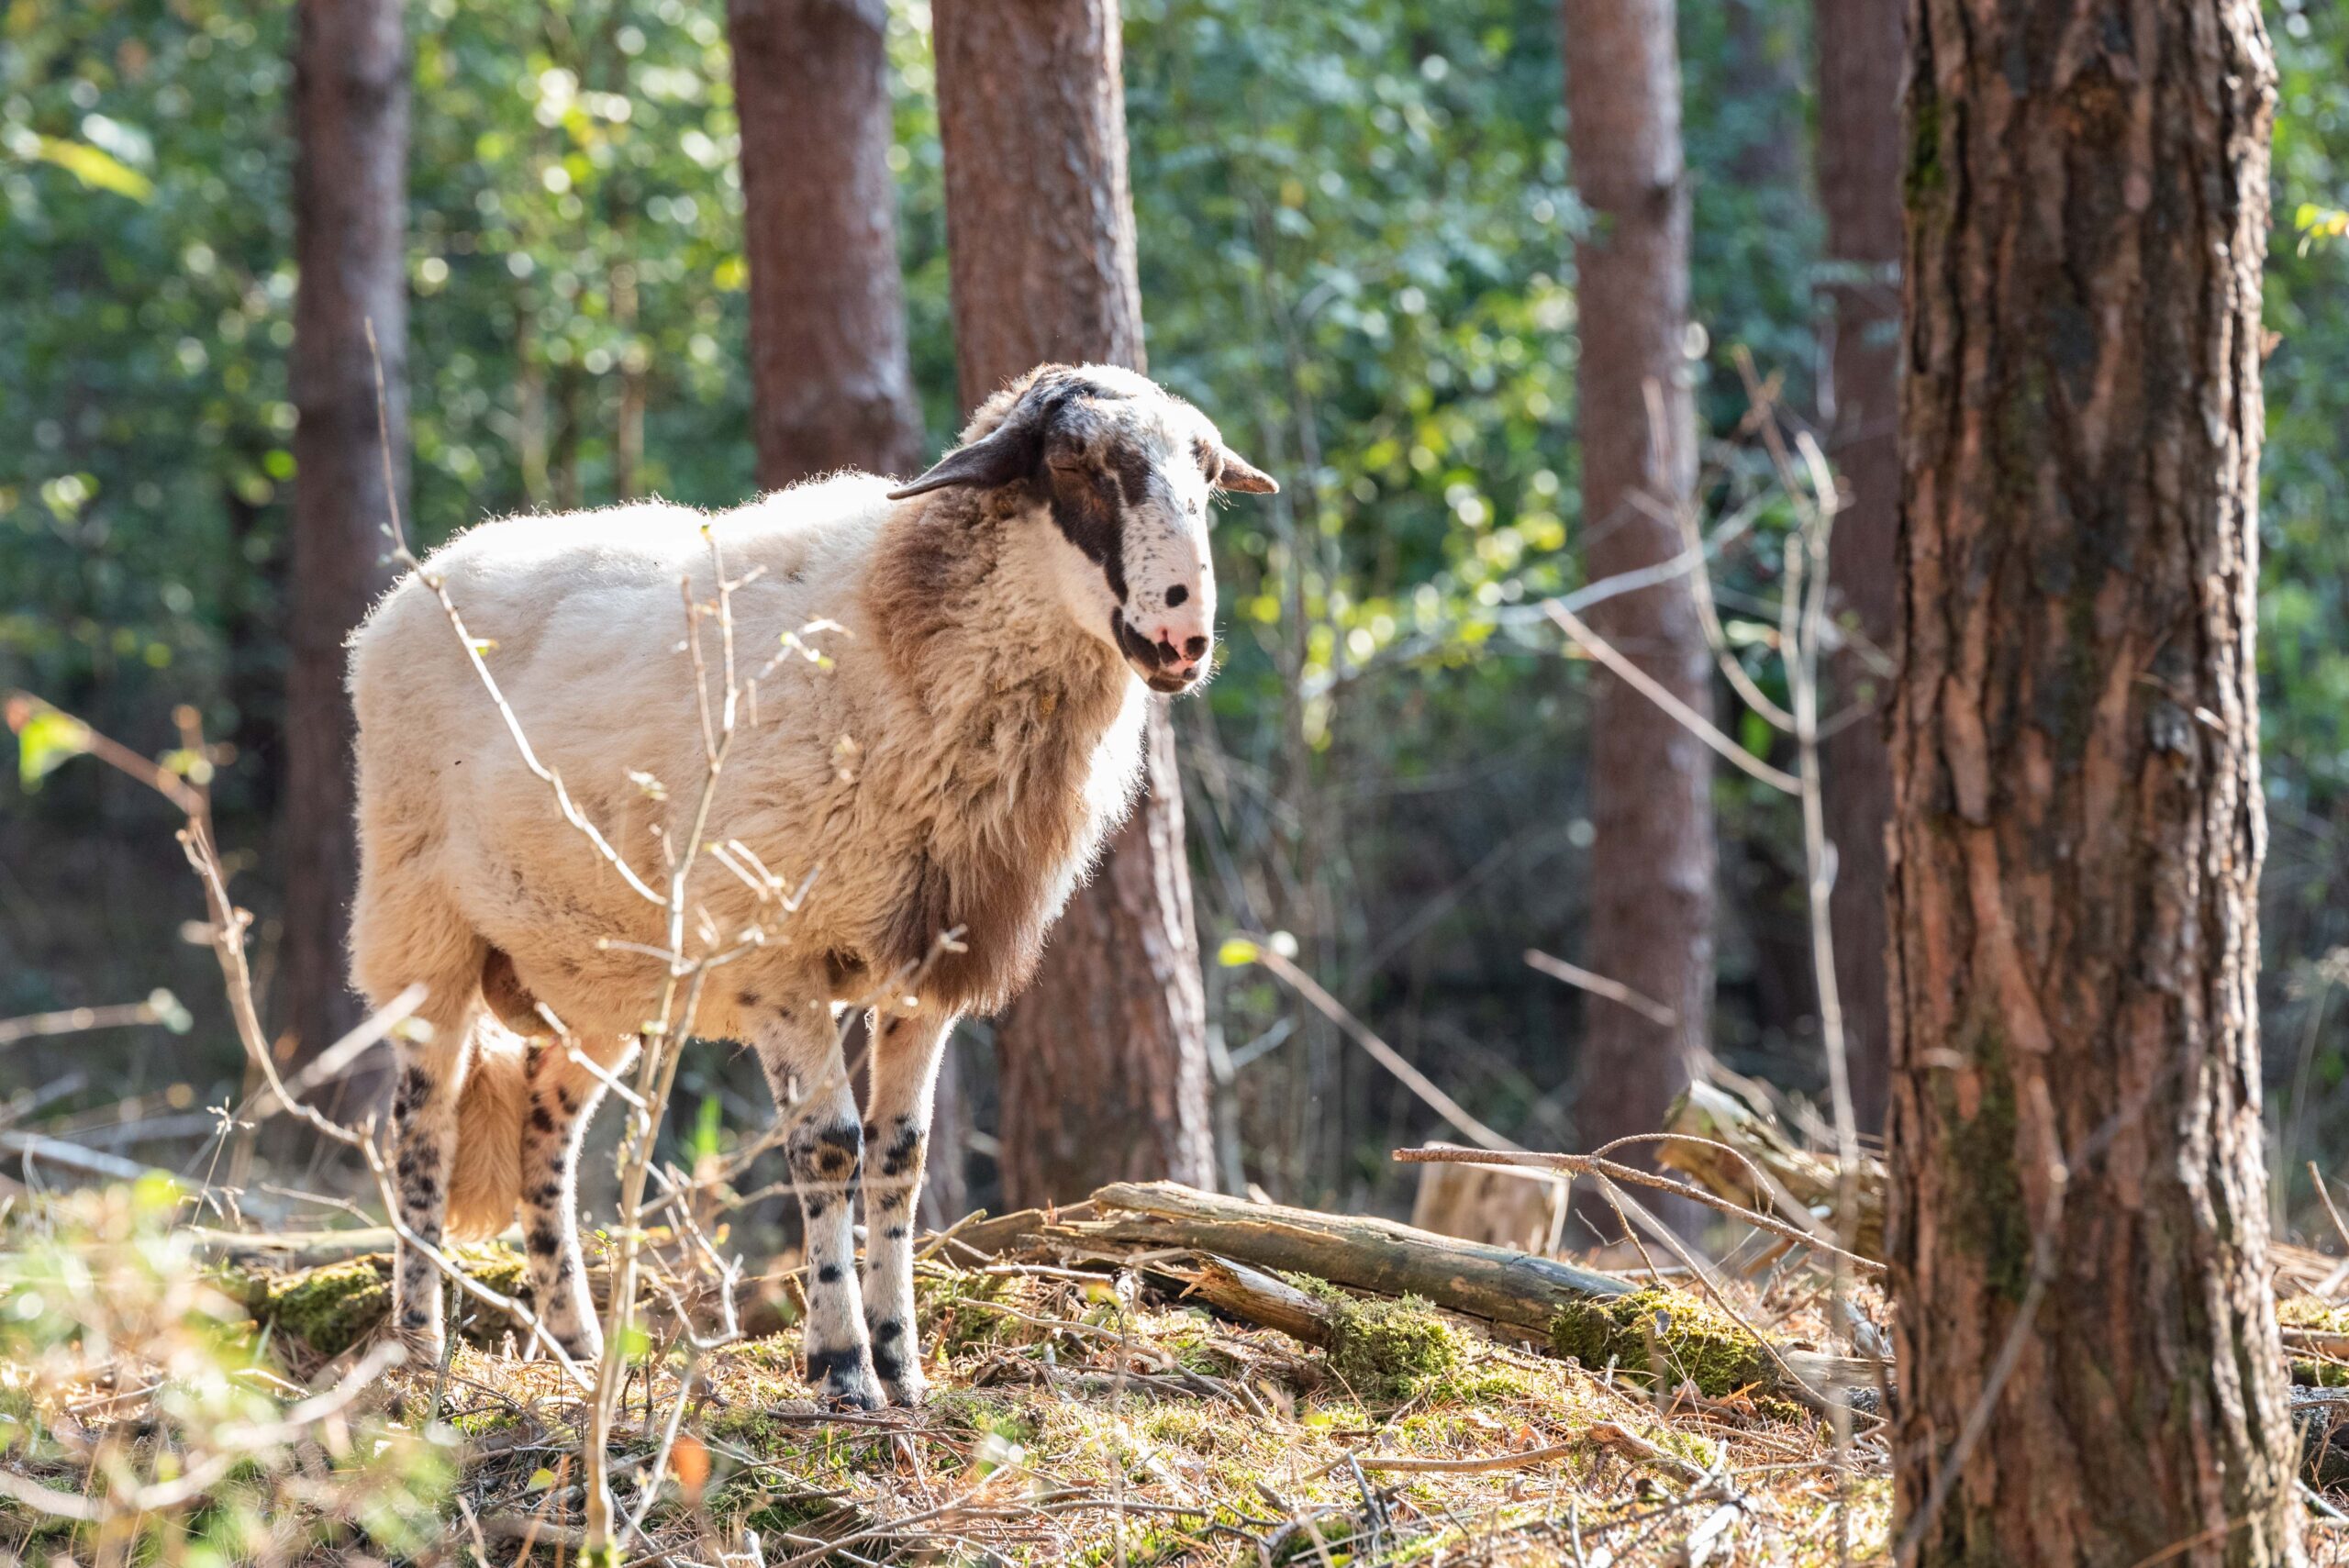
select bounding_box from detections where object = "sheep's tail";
[443,1022,532,1241]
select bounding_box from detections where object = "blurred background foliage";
[5,0,2347,1227]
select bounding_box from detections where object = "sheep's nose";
[1153,628,1210,669]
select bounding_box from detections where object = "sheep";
[345,363,1276,1408]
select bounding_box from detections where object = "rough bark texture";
[727,0,925,487]
[933,0,1213,1206]
[933,0,1144,414]
[1814,0,1904,1132]
[992,715,1215,1201]
[283,0,406,1062]
[1888,4,2298,1562]
[1561,0,1713,1180]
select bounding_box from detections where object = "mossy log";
[228,1244,532,1356]
[1051,1182,1876,1410]
[1659,1075,1886,1259]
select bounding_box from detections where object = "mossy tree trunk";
[932,0,1215,1204]
[1888,3,2299,1562]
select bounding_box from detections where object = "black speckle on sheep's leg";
[859,1007,956,1407]
[803,1344,885,1412]
[386,1035,476,1361]
[518,1057,617,1363]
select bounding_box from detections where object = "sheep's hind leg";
[753,1003,882,1411]
[860,1005,957,1406]
[518,1037,636,1362]
[387,1014,475,1360]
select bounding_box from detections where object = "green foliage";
[0,1178,451,1557]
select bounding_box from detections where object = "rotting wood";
[1659,1075,1886,1259]
[1078,1181,1632,1335]
[1168,1256,1336,1347]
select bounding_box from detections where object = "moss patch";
[1549,1287,1775,1401]
[2281,1297,2349,1387]
[240,1244,531,1357]
[1277,1273,1464,1403]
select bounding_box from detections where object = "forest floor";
[13,1209,1897,1567]
[19,1197,2349,1563]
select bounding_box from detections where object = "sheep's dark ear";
[1213,448,1279,495]
[886,425,1034,500]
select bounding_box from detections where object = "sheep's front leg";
[518,1040,634,1362]
[387,1037,467,1359]
[861,1006,957,1407]
[753,1004,883,1411]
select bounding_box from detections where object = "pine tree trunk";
[727,0,924,487]
[1888,4,2298,1562]
[1561,0,1713,1189]
[933,0,1215,1204]
[282,0,406,1062]
[1814,0,1904,1131]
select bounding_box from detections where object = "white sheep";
[346,363,1275,1407]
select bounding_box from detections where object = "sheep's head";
[887,363,1276,695]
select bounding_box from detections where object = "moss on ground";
[1549,1286,1775,1401]
[1277,1273,1464,1403]
[2281,1296,2349,1386]
[239,1244,530,1356]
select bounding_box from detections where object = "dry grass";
[6,1195,1903,1568]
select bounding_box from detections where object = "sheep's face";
[888,364,1276,695]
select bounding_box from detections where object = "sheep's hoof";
[880,1366,929,1407]
[806,1346,885,1412]
[391,1307,447,1367]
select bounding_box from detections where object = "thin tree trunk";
[1814,0,1903,1132]
[728,0,925,487]
[551,365,584,510]
[611,251,645,500]
[933,0,1215,1206]
[282,0,406,1062]
[1888,4,2298,1562]
[1561,0,1712,1202]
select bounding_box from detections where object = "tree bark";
[1888,4,2298,1562]
[729,0,963,1209]
[992,713,1215,1202]
[933,0,1214,1206]
[727,0,925,488]
[283,0,406,1062]
[1561,0,1713,1195]
[1814,0,1904,1132]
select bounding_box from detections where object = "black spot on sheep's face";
[887,363,1277,695]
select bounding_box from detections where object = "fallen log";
[1077,1181,1631,1334]
[1171,1256,1337,1346]
[1057,1182,1880,1410]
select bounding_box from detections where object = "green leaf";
[27,135,154,201]
[15,708,92,791]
